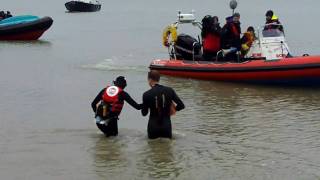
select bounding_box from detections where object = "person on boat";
[0,11,12,20]
[141,70,185,139]
[264,10,284,33]
[220,12,241,61]
[241,26,256,56]
[0,11,5,20]
[91,76,142,137]
[6,11,12,18]
[201,15,221,61]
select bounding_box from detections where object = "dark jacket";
[221,22,241,50]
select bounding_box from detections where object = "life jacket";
[203,33,221,52]
[102,85,124,115]
[265,15,283,32]
[241,32,254,51]
[230,23,240,37]
[271,14,279,21]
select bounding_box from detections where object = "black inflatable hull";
[0,17,53,40]
[65,1,101,12]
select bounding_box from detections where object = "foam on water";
[81,58,147,72]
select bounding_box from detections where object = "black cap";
[233,12,240,18]
[113,76,127,89]
[226,16,233,23]
[247,26,254,32]
[266,10,273,17]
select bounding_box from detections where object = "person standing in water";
[141,70,185,139]
[91,76,142,137]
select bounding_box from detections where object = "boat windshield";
[78,0,96,3]
[262,29,284,37]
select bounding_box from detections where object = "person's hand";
[137,104,143,110]
[170,103,176,116]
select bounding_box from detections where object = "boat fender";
[303,54,309,57]
[162,24,177,47]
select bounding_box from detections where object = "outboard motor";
[175,34,201,60]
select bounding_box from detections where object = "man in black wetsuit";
[142,70,185,139]
[91,76,142,137]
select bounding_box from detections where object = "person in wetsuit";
[141,70,185,139]
[91,76,142,137]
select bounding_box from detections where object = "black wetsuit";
[142,84,185,139]
[91,88,141,137]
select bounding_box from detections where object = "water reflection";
[92,134,128,179]
[162,77,320,138]
[0,40,52,47]
[162,78,247,136]
[136,139,183,179]
[92,131,186,179]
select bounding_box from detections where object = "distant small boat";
[65,0,101,12]
[0,15,53,40]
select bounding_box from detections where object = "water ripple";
[81,58,147,72]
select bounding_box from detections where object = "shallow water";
[1,0,320,179]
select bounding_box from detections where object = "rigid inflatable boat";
[151,56,320,85]
[65,0,101,12]
[150,11,320,86]
[0,15,53,40]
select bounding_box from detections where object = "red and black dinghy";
[150,11,320,86]
[150,56,320,85]
[0,15,53,40]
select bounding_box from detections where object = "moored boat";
[65,0,101,12]
[0,15,53,40]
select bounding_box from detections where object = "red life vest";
[102,86,124,114]
[231,23,240,37]
[203,33,221,52]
